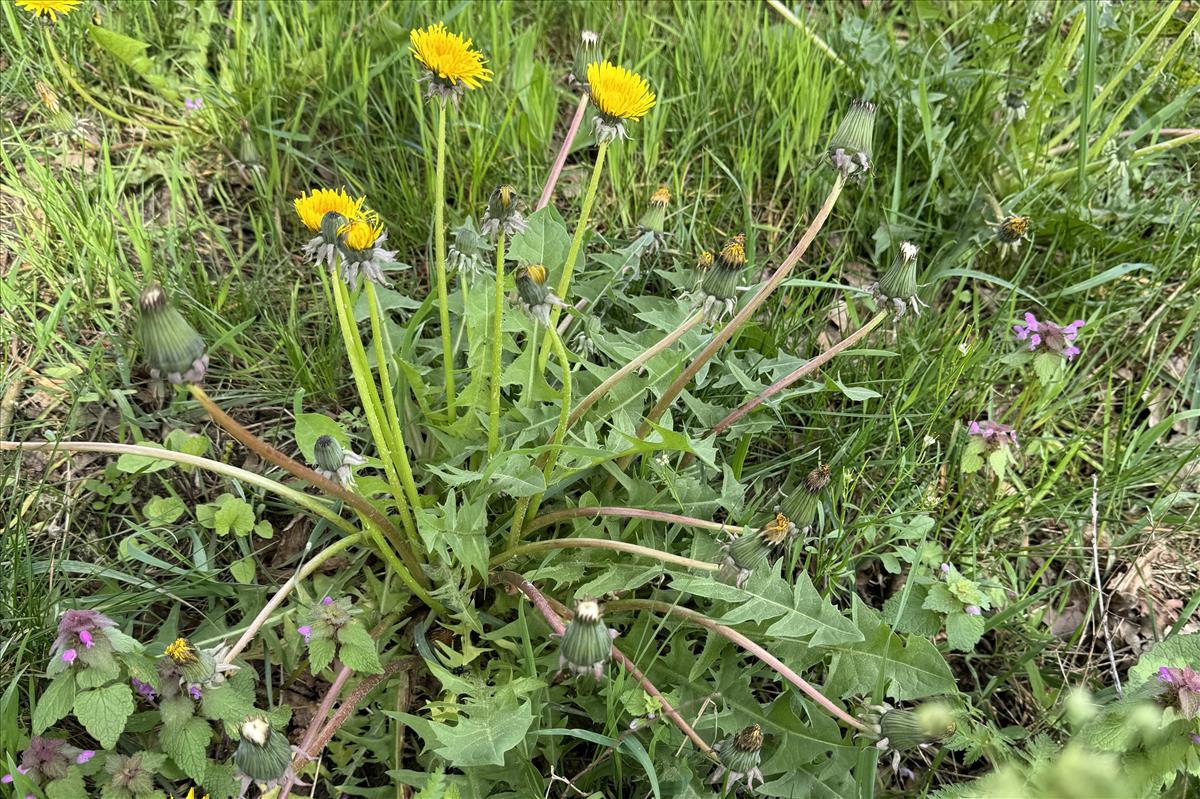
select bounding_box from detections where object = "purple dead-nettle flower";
[9,736,87,786]
[1,765,28,784]
[322,595,333,606]
[61,648,77,664]
[965,605,982,617]
[1157,666,1200,719]
[189,685,203,701]
[52,608,117,663]
[184,97,204,111]
[940,563,951,576]
[1191,734,1200,745]
[75,751,94,765]
[297,625,313,643]
[131,677,157,700]
[1012,313,1084,360]
[967,420,1018,450]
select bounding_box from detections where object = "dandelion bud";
[448,218,491,281]
[573,30,603,87]
[558,600,615,681]
[696,250,714,270]
[311,435,366,488]
[872,241,927,317]
[515,263,560,326]
[827,98,876,178]
[139,284,209,385]
[719,511,796,588]
[781,464,830,532]
[879,702,957,752]
[481,185,527,239]
[638,186,670,233]
[709,724,764,793]
[234,715,293,783]
[693,234,746,324]
[337,214,396,289]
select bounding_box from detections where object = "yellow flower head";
[338,215,385,252]
[719,234,747,268]
[650,186,670,207]
[15,0,80,21]
[762,512,793,545]
[587,62,656,123]
[164,637,198,664]
[697,250,714,269]
[998,214,1031,243]
[521,264,547,286]
[294,188,366,233]
[35,80,61,112]
[409,23,493,90]
[173,790,210,799]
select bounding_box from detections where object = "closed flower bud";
[638,185,670,233]
[139,284,209,384]
[872,241,927,317]
[781,464,830,532]
[448,217,491,281]
[573,30,603,87]
[558,600,615,681]
[827,98,876,178]
[481,184,527,239]
[312,435,366,488]
[693,234,746,324]
[879,702,957,752]
[515,263,560,326]
[709,724,764,793]
[234,715,293,783]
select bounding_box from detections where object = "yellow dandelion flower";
[697,250,714,269]
[719,234,747,267]
[523,264,547,285]
[650,186,670,207]
[762,512,793,545]
[293,188,366,233]
[15,0,80,21]
[409,23,493,93]
[587,62,656,140]
[35,80,61,113]
[164,637,198,664]
[338,216,385,252]
[173,790,210,799]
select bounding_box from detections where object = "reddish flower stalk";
[537,94,589,210]
[494,571,716,758]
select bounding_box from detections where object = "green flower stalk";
[312,435,366,488]
[636,185,671,254]
[481,184,527,239]
[693,234,746,324]
[781,463,831,532]
[234,715,294,787]
[718,509,797,588]
[871,241,927,317]
[558,599,617,680]
[827,98,877,178]
[709,724,765,793]
[138,284,208,384]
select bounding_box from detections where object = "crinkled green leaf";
[161,715,211,783]
[74,682,134,748]
[338,620,384,674]
[33,671,76,734]
[428,693,534,766]
[946,611,986,651]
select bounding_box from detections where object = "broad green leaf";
[882,589,942,637]
[202,761,241,799]
[116,443,176,474]
[165,429,210,459]
[160,694,195,729]
[507,206,571,271]
[670,572,862,647]
[960,439,985,473]
[161,716,211,783]
[196,494,255,537]
[229,556,256,584]
[293,412,347,463]
[308,636,336,674]
[200,684,256,726]
[338,621,384,674]
[1033,351,1062,384]
[45,770,87,799]
[428,693,534,766]
[74,682,134,748]
[33,672,76,734]
[987,448,1009,480]
[946,612,986,651]
[922,583,962,614]
[1129,633,1200,686]
[143,495,186,525]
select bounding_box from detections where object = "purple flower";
[131,677,157,700]
[965,605,982,616]
[184,97,204,111]
[1157,666,1200,719]
[940,563,951,575]
[967,419,1018,449]
[189,685,202,701]
[297,625,313,643]
[1192,734,1200,745]
[62,648,77,664]
[52,609,116,663]
[322,595,333,606]
[1013,313,1084,361]
[79,629,93,648]
[75,751,94,765]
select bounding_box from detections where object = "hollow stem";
[616,175,845,474]
[537,94,589,210]
[610,598,871,734]
[490,537,718,571]
[538,139,610,371]
[523,506,744,537]
[433,99,457,421]
[494,571,716,758]
[488,232,506,454]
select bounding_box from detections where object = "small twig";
[1090,474,1123,697]
[494,571,716,759]
[490,536,719,571]
[523,506,743,537]
[537,94,589,210]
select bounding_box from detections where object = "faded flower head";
[967,419,1017,450]
[1002,89,1028,122]
[447,217,491,281]
[514,263,562,326]
[15,0,80,22]
[558,600,617,681]
[709,724,764,793]
[312,435,367,488]
[572,30,603,87]
[234,715,294,785]
[337,213,397,289]
[160,636,222,689]
[587,61,656,143]
[866,701,957,774]
[780,463,831,535]
[481,184,527,239]
[871,241,926,317]
[719,505,800,589]
[139,285,209,385]
[990,212,1032,257]
[827,98,877,178]
[1157,666,1200,719]
[294,187,367,268]
[1013,313,1084,360]
[692,234,746,324]
[409,22,493,101]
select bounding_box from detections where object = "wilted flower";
[558,600,617,680]
[1013,313,1084,360]
[1157,666,1200,719]
[827,98,877,178]
[781,463,831,534]
[311,435,367,489]
[514,263,563,326]
[636,185,671,254]
[337,214,397,289]
[294,187,367,268]
[1001,89,1028,122]
[51,608,117,666]
[572,30,602,87]
[865,701,957,774]
[718,509,797,588]
[696,250,714,271]
[871,241,926,317]
[692,234,746,324]
[15,0,80,22]
[409,22,493,102]
[139,285,209,385]
[967,420,1017,450]
[586,62,656,143]
[480,185,527,239]
[709,724,764,793]
[234,715,295,787]
[989,212,1032,257]
[447,217,492,281]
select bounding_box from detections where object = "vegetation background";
[2,0,1199,797]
